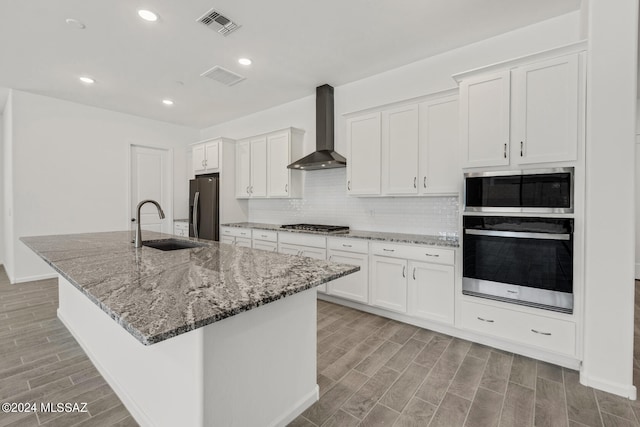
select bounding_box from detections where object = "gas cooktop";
[280,224,349,234]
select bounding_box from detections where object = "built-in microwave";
[464,168,574,214]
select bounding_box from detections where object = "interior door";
[130,145,171,234]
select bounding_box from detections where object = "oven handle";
[464,229,571,241]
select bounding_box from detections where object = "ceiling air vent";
[196,9,240,36]
[201,65,246,86]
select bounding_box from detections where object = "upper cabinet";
[455,43,586,169]
[192,139,221,175]
[345,90,460,197]
[346,112,381,195]
[235,128,304,199]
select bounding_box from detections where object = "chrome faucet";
[134,200,165,248]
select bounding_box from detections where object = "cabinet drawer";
[460,300,575,356]
[278,232,326,248]
[370,242,454,265]
[327,237,368,254]
[221,227,252,238]
[174,222,189,230]
[235,237,252,248]
[252,230,278,242]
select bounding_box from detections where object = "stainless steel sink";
[142,238,208,251]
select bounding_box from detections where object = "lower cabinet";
[278,243,328,292]
[370,255,408,313]
[408,261,455,324]
[327,249,368,304]
[221,236,235,245]
[174,222,188,237]
[235,237,252,248]
[252,240,277,252]
[220,227,252,247]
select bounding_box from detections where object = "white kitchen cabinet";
[408,261,455,325]
[459,70,511,168]
[511,54,580,165]
[346,112,381,195]
[221,236,235,245]
[456,47,585,169]
[174,221,189,237]
[370,255,407,313]
[327,238,369,304]
[252,229,278,252]
[220,226,252,246]
[252,240,277,252]
[382,105,419,195]
[192,140,220,175]
[279,242,328,292]
[235,137,266,198]
[418,95,460,194]
[236,128,304,199]
[235,237,252,248]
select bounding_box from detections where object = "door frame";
[126,143,174,234]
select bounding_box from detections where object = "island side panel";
[203,288,318,427]
[57,276,204,427]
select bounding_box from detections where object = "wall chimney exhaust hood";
[288,84,346,170]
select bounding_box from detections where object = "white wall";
[581,0,638,398]
[201,11,582,235]
[8,91,199,283]
[3,92,14,280]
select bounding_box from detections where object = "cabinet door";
[327,250,368,304]
[221,236,235,245]
[460,71,511,168]
[382,105,419,195]
[204,141,220,171]
[267,132,290,197]
[408,261,454,325]
[193,144,207,175]
[347,112,381,195]
[250,137,267,197]
[252,240,277,252]
[512,54,580,165]
[370,255,407,313]
[235,237,252,248]
[419,96,460,194]
[278,243,302,256]
[235,140,251,198]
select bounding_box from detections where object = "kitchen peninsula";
[21,231,358,427]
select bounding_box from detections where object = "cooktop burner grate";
[280,224,349,233]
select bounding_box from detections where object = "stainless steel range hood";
[288,84,346,170]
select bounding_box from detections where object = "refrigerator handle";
[193,191,200,238]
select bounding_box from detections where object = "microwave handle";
[465,229,570,241]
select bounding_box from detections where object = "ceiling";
[0,0,581,128]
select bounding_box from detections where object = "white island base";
[57,276,318,427]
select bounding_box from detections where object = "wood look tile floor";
[0,270,136,427]
[290,294,640,427]
[2,268,640,427]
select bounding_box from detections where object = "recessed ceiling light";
[79,76,95,84]
[65,18,86,29]
[137,9,158,22]
[162,99,174,106]
[238,58,252,66]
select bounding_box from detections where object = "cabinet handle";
[272,247,277,252]
[383,248,395,252]
[423,177,427,189]
[246,186,250,194]
[402,266,406,278]
[285,184,288,193]
[205,159,208,167]
[347,180,351,191]
[297,250,302,256]
[503,143,507,159]
[261,234,268,238]
[425,253,440,258]
[250,186,253,194]
[413,177,417,188]
[342,244,352,248]
[520,141,524,157]
[329,255,333,261]
[202,160,205,167]
[531,329,552,336]
[240,232,247,235]
[477,317,494,323]
[412,268,416,280]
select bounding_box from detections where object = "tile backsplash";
[248,168,460,237]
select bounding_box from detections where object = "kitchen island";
[21,231,358,427]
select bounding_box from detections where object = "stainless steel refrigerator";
[189,175,219,241]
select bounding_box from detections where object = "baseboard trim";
[13,273,58,284]
[580,370,637,399]
[269,385,319,427]
[57,309,154,427]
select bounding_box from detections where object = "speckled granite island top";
[221,222,459,247]
[20,231,358,346]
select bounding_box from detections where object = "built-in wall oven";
[462,168,574,313]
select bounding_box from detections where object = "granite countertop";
[20,231,358,346]
[221,222,459,248]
